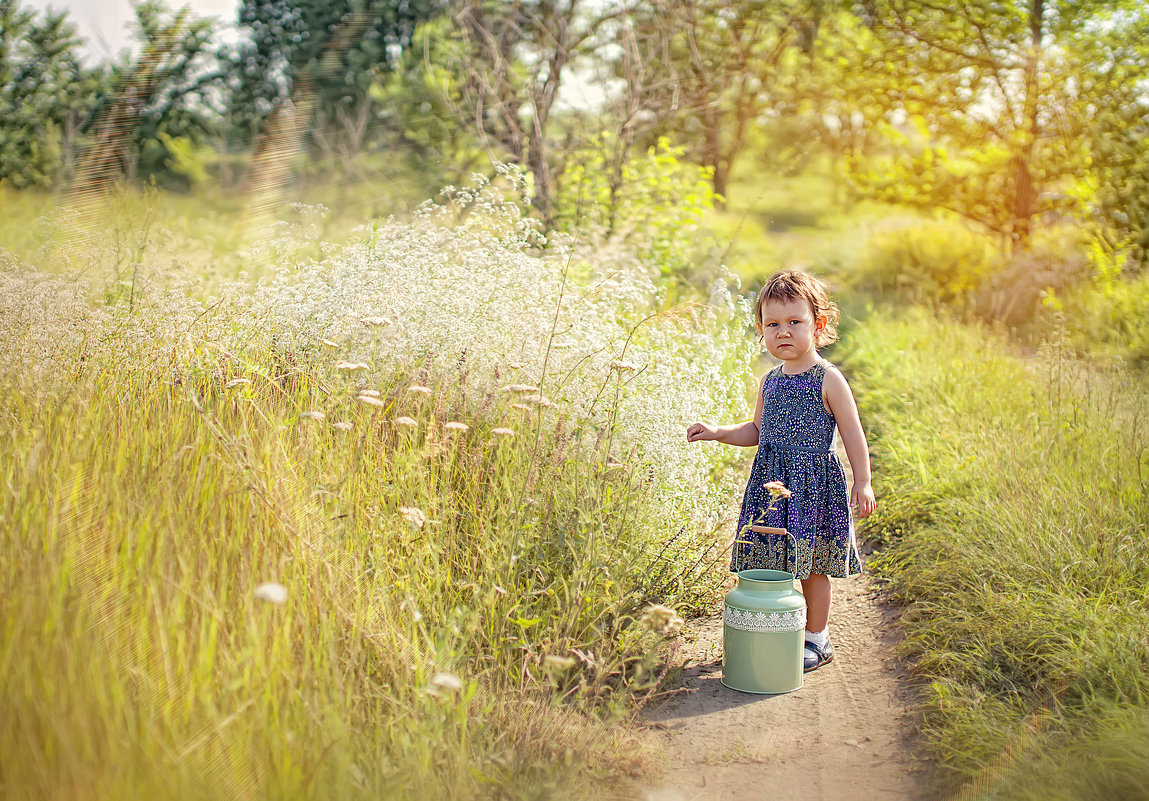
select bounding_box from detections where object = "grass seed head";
[428,672,462,694]
[543,655,578,671]
[224,378,250,389]
[253,582,288,605]
[640,604,684,636]
[398,506,427,529]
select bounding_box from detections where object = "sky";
[26,0,240,63]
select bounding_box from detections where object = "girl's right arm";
[686,373,766,447]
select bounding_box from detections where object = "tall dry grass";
[0,176,756,799]
[841,308,1149,800]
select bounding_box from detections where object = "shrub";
[854,219,1000,308]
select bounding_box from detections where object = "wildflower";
[361,316,391,327]
[522,393,555,408]
[320,339,339,348]
[359,395,385,408]
[493,584,507,595]
[543,654,577,670]
[428,672,462,694]
[224,378,250,389]
[511,403,531,412]
[253,582,288,605]
[358,389,380,397]
[763,481,792,499]
[605,460,625,472]
[640,604,684,636]
[444,421,469,433]
[400,594,422,622]
[609,360,639,372]
[398,506,427,529]
[299,410,326,421]
[336,360,369,371]
[490,427,515,438]
[332,421,354,431]
[500,384,539,393]
[393,416,418,428]
[407,385,432,395]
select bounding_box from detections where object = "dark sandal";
[803,639,834,673]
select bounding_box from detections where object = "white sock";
[804,627,829,648]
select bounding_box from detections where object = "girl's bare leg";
[801,573,831,633]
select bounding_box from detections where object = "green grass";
[839,308,1149,799]
[0,291,726,799]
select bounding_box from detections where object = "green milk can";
[722,526,806,694]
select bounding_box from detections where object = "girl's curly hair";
[754,269,840,348]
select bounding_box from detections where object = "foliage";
[1073,6,1149,268]
[1071,245,1149,367]
[841,309,1149,798]
[0,0,105,188]
[123,1,222,188]
[555,136,721,289]
[851,218,1000,308]
[225,0,444,154]
[846,0,1148,245]
[0,182,758,798]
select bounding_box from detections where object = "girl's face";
[759,298,825,363]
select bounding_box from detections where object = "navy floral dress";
[731,359,863,579]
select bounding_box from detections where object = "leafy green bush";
[1072,243,1149,367]
[854,219,1000,307]
[555,136,721,291]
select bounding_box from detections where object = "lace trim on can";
[723,605,807,633]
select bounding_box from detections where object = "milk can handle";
[747,525,797,576]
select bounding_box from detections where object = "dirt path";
[641,569,929,801]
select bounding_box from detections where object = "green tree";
[443,0,648,224]
[225,0,444,167]
[635,0,831,205]
[849,0,1149,246]
[1071,4,1149,267]
[72,1,219,193]
[0,0,102,188]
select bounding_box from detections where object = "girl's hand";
[851,482,877,519]
[686,422,718,443]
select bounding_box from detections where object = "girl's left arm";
[823,367,877,518]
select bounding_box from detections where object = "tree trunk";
[1011,0,1044,246]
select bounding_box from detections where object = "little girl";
[686,269,876,673]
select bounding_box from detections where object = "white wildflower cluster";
[0,264,211,394]
[639,603,684,637]
[2,173,756,545]
[241,177,755,536]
